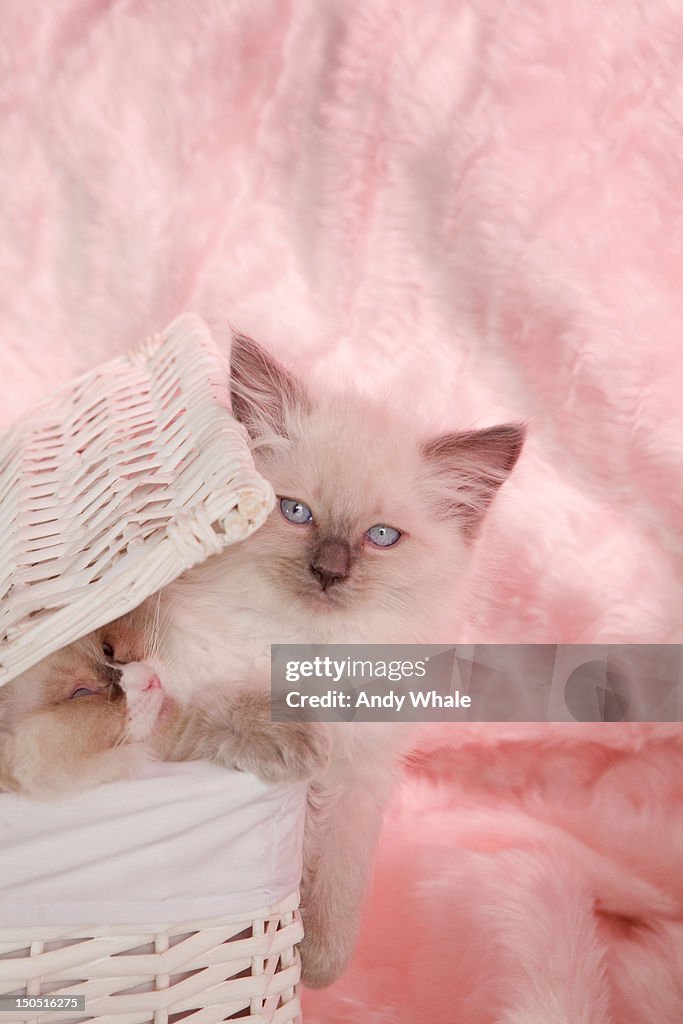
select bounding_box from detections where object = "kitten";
[0,602,328,798]
[155,334,526,987]
[0,608,167,799]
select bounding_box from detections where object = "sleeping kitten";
[155,334,526,987]
[0,603,328,798]
[0,609,166,799]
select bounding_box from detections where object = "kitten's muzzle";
[310,538,351,591]
[119,663,162,694]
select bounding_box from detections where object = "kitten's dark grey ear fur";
[230,332,309,438]
[422,423,525,538]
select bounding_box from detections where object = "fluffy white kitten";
[159,335,525,987]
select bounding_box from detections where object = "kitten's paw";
[298,924,354,989]
[247,720,331,784]
[201,692,331,784]
[229,716,330,784]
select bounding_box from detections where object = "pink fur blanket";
[2,2,681,1019]
[304,724,683,1022]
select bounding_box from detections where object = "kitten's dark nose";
[310,538,351,591]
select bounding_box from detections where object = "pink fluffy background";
[1,1,682,1019]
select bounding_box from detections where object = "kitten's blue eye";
[366,525,401,548]
[280,497,313,525]
[70,687,95,699]
[102,642,114,659]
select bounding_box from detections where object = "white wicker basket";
[0,895,303,1024]
[0,312,274,686]
[0,316,304,1023]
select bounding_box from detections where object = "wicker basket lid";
[0,313,274,686]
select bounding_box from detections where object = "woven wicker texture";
[0,313,274,687]
[0,892,303,1024]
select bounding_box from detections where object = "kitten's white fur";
[157,335,524,986]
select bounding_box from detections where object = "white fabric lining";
[0,761,307,928]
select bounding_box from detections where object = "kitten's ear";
[229,332,309,438]
[422,423,525,538]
